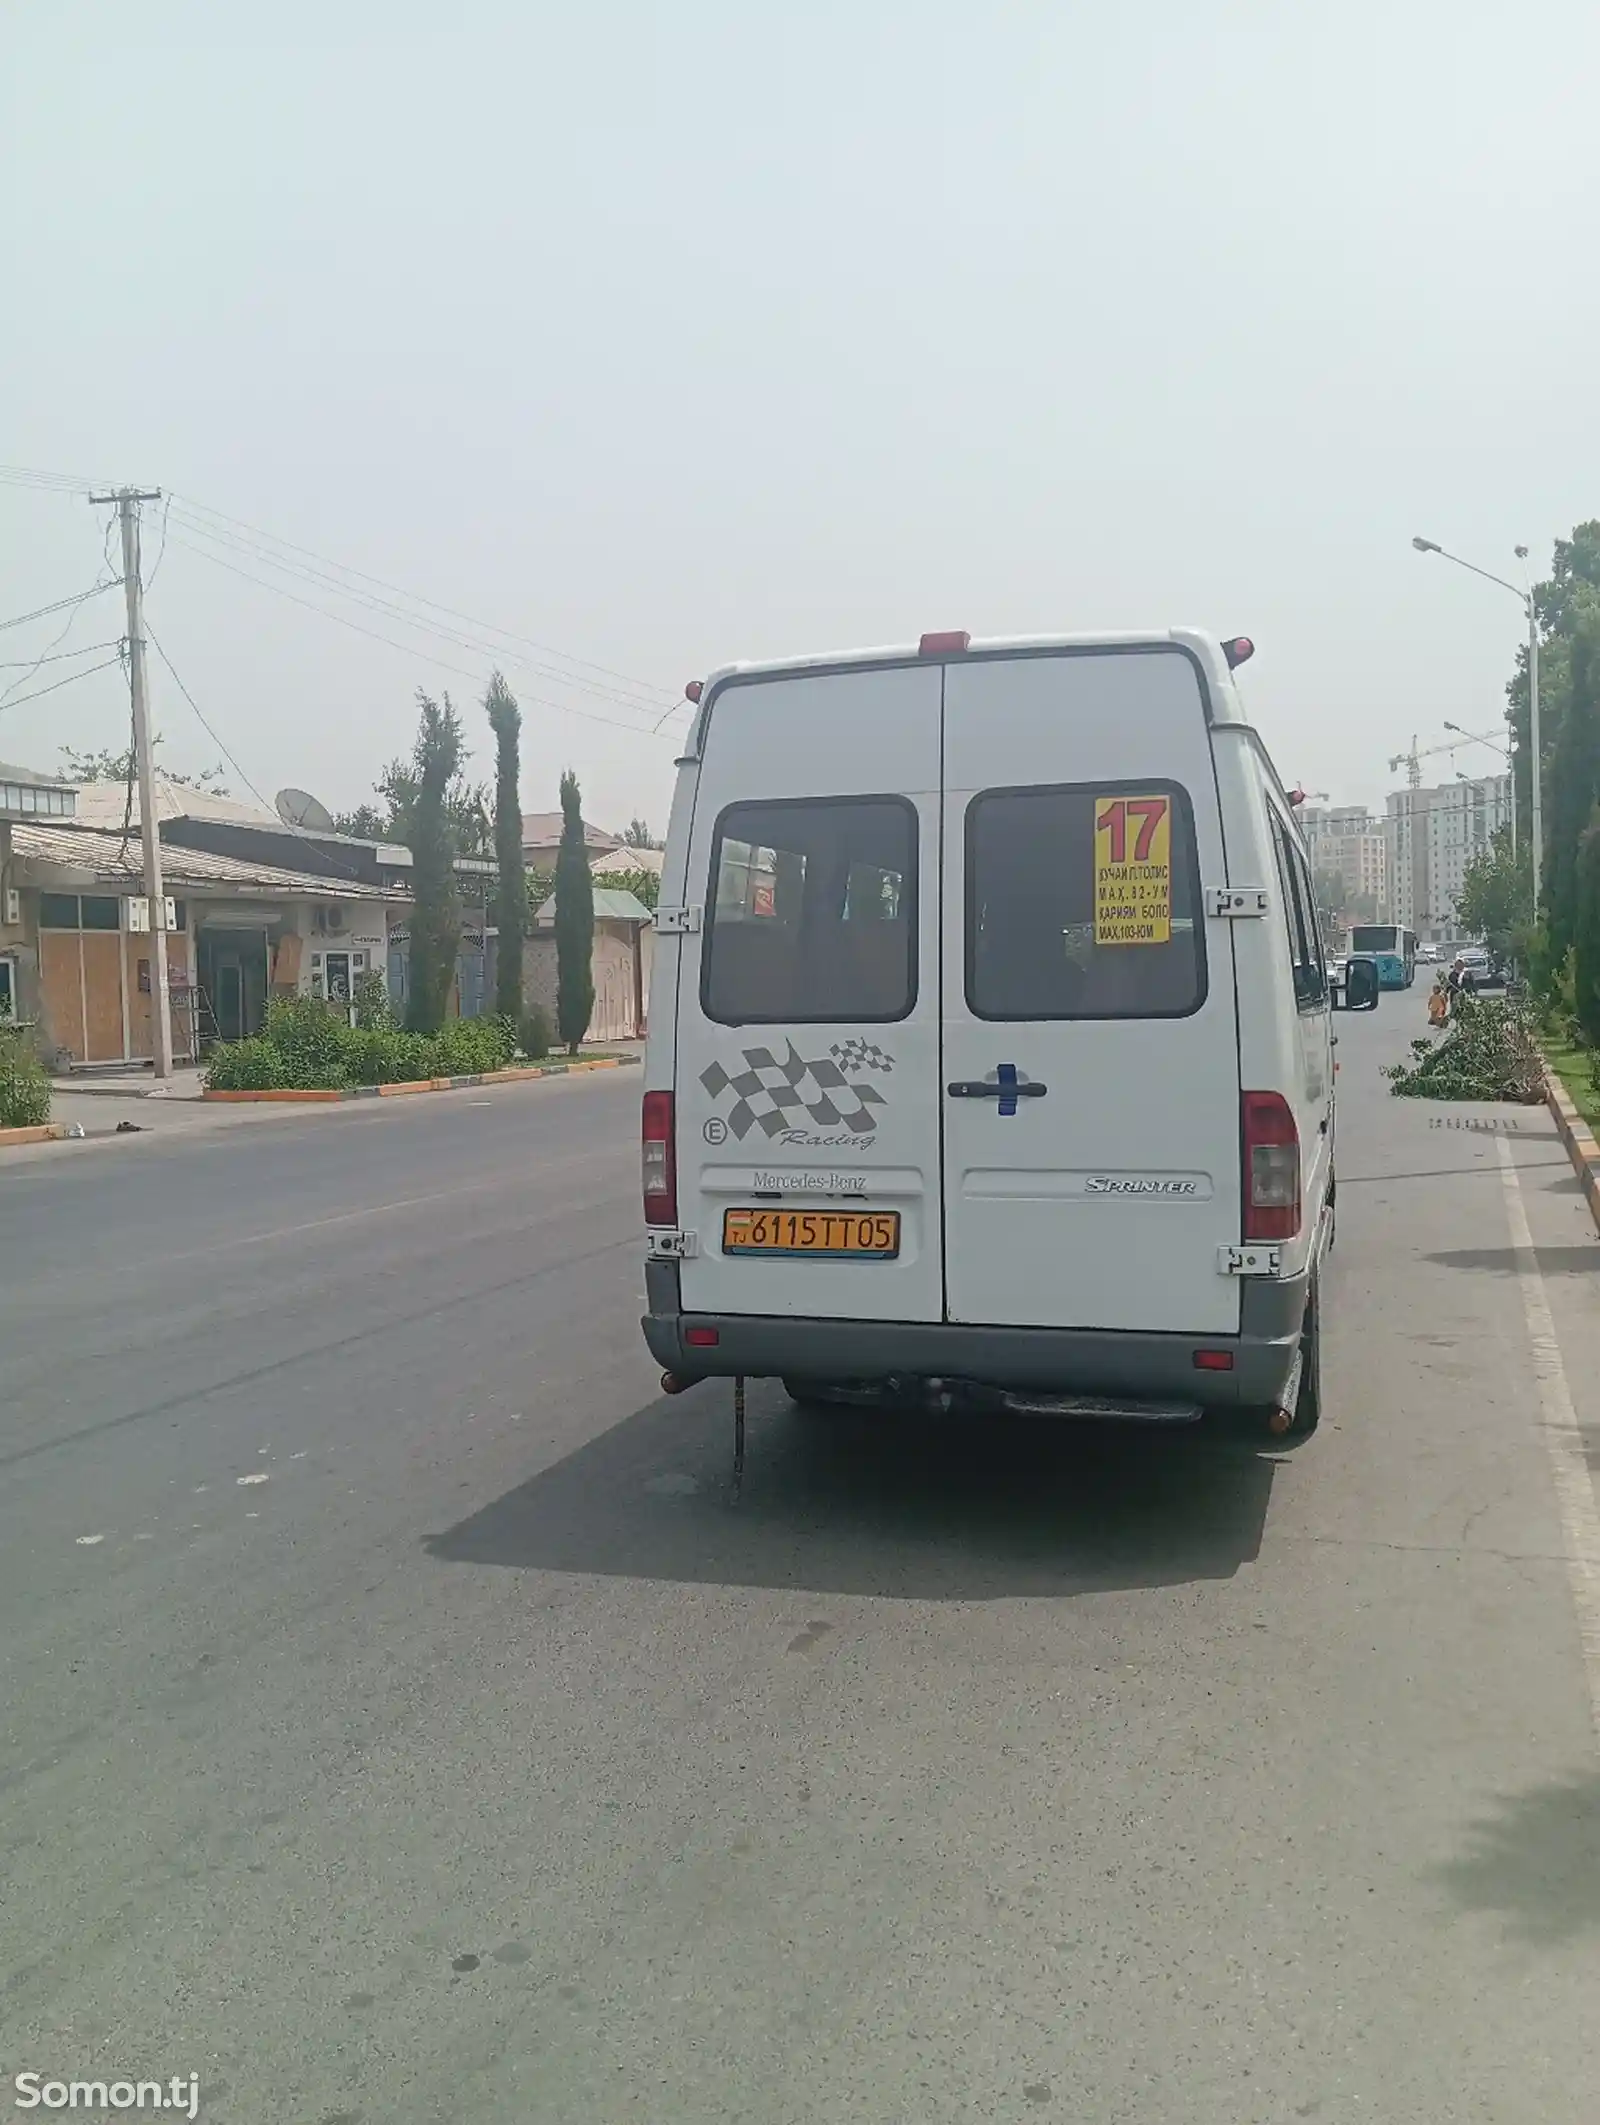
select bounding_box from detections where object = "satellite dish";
[275,786,336,833]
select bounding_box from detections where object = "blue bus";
[1349,924,1417,990]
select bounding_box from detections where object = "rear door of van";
[674,664,945,1323]
[941,646,1243,1337]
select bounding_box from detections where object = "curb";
[1543,1068,1600,1237]
[0,1122,67,1148]
[201,1054,638,1104]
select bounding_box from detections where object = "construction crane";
[1388,729,1508,789]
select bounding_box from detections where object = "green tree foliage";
[1574,822,1600,1047]
[599,864,661,912]
[59,738,226,791]
[1540,610,1600,968]
[484,670,526,1022]
[404,694,466,1035]
[555,768,595,1054]
[1455,826,1532,968]
[329,802,389,841]
[330,730,489,854]
[1507,522,1600,847]
[622,817,661,849]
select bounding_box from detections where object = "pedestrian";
[1427,977,1449,1029]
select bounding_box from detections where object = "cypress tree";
[406,694,464,1034]
[555,768,595,1054]
[1542,615,1600,968]
[1574,819,1600,1047]
[484,671,525,1023]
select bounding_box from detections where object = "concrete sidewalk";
[51,1067,209,1102]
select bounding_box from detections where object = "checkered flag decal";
[830,1038,895,1075]
[700,1042,892,1140]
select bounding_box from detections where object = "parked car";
[641,626,1379,1449]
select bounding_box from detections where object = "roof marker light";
[684,679,704,703]
[918,631,971,656]
[1222,636,1255,670]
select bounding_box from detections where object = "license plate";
[722,1208,901,1259]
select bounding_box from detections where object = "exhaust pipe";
[660,1369,693,1396]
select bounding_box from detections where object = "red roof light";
[684,679,704,703]
[1222,636,1255,670]
[919,631,971,657]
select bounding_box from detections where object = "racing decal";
[700,1041,894,1142]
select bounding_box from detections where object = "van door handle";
[947,1080,1048,1099]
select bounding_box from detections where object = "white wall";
[295,904,391,1001]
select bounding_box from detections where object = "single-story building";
[520,810,622,872]
[6,820,401,1067]
[0,761,79,1023]
[525,885,654,1044]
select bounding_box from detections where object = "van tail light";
[1242,1091,1300,1241]
[642,1090,677,1227]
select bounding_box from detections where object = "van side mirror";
[1332,958,1379,1012]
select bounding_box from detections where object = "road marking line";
[1498,1135,1600,1743]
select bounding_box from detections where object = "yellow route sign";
[1094,793,1173,946]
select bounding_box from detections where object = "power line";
[0,641,119,669]
[0,582,115,634]
[0,580,116,708]
[168,510,679,726]
[145,495,173,590]
[2,467,693,729]
[144,628,401,886]
[168,492,676,709]
[144,625,274,815]
[0,655,125,714]
[165,503,676,722]
[0,463,103,494]
[164,530,682,740]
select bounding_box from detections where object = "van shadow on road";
[426,1384,1275,1600]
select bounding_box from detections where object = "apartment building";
[1300,805,1388,918]
[1385,774,1512,942]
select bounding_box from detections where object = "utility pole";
[90,486,173,1078]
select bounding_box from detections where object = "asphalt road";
[2,1017,1598,2124]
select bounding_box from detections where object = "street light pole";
[1443,723,1515,864]
[1411,537,1542,920]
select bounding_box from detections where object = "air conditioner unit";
[315,904,350,935]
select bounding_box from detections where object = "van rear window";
[966,781,1206,1020]
[702,796,917,1025]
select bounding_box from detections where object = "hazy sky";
[4,0,1596,829]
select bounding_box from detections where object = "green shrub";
[205,1038,288,1092]
[519,1007,552,1061]
[263,995,360,1086]
[0,1025,51,1128]
[352,968,394,1030]
[352,1027,435,1084]
[430,1014,517,1078]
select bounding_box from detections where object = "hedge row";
[205,997,528,1093]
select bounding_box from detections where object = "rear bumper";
[641,1260,1308,1411]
